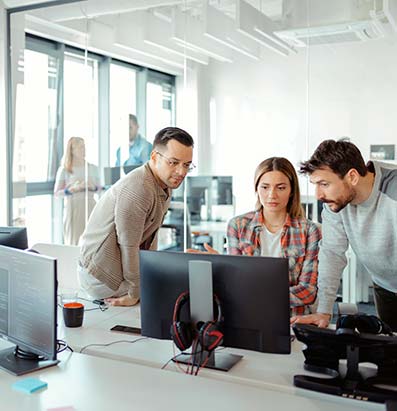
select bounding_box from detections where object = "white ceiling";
[4,0,283,19]
[3,0,58,8]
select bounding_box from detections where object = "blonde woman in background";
[54,137,100,245]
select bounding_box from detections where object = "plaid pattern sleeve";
[226,217,243,255]
[227,211,262,256]
[226,212,321,317]
[286,220,321,316]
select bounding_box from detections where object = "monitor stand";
[0,346,59,376]
[173,260,243,372]
[174,344,242,372]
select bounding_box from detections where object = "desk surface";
[58,304,384,410]
[0,351,383,411]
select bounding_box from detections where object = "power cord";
[162,345,224,373]
[57,339,74,353]
[79,337,148,354]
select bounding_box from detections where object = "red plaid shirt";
[227,211,321,316]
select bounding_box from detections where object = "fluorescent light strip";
[204,32,260,60]
[173,37,233,63]
[172,8,234,63]
[203,2,260,60]
[236,0,295,57]
[144,39,208,65]
[254,27,296,53]
[114,42,184,68]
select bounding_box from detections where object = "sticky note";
[12,377,48,394]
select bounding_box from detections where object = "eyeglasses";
[156,151,196,173]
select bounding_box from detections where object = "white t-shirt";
[260,226,282,257]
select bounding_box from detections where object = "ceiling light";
[236,0,295,57]
[172,8,233,63]
[203,2,260,61]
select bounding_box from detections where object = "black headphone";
[170,291,224,352]
[336,314,393,337]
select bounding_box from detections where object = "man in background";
[79,127,195,306]
[115,114,152,167]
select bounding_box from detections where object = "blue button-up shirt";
[116,134,153,166]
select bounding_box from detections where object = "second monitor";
[140,250,290,354]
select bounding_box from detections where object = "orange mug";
[63,302,84,327]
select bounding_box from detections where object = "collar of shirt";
[249,210,293,232]
[129,134,143,148]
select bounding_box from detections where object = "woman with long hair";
[54,137,100,245]
[190,157,321,316]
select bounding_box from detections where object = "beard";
[323,184,356,213]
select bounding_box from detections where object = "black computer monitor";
[104,165,141,186]
[0,245,59,375]
[140,250,290,354]
[0,227,28,250]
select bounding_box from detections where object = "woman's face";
[257,170,292,214]
[72,139,85,160]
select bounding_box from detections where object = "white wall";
[0,2,8,224]
[196,35,397,214]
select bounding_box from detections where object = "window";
[8,34,176,245]
[146,75,175,142]
[64,52,99,165]
[12,40,61,241]
[109,62,137,166]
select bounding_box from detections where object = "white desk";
[59,305,384,409]
[0,351,383,411]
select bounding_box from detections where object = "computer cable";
[57,339,73,353]
[79,337,148,354]
[161,352,192,370]
[14,346,45,361]
[84,305,109,312]
[187,338,198,375]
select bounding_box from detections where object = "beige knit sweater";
[79,163,170,299]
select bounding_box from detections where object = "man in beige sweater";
[78,127,195,306]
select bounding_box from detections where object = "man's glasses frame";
[155,151,196,173]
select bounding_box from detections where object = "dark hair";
[153,127,194,150]
[254,157,304,219]
[129,114,138,125]
[300,139,367,178]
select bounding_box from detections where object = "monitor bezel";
[0,245,58,361]
[140,250,291,354]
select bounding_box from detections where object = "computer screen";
[140,250,291,354]
[0,227,28,250]
[104,165,141,186]
[0,245,58,375]
[103,166,121,186]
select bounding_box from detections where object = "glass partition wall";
[6,0,397,308]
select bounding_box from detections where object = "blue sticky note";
[12,377,48,394]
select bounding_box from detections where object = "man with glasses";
[79,127,194,306]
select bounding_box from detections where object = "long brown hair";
[63,137,85,173]
[254,157,304,219]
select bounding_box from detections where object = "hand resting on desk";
[290,312,331,328]
[186,243,218,254]
[105,294,139,307]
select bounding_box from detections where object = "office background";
[1,0,397,305]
